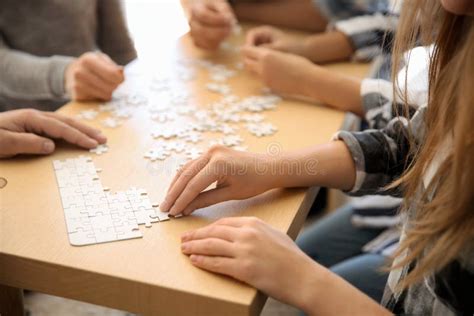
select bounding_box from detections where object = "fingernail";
[181,232,190,241]
[86,139,99,148]
[160,200,169,211]
[190,255,199,263]
[96,132,107,143]
[181,243,189,252]
[169,206,177,216]
[42,140,55,153]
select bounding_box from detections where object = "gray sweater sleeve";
[0,34,74,101]
[97,0,137,65]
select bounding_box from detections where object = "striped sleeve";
[333,106,427,196]
[360,78,418,129]
[333,12,399,61]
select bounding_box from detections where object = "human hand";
[65,52,124,102]
[189,0,236,50]
[245,26,307,57]
[160,146,279,216]
[242,46,315,96]
[0,109,107,158]
[181,217,320,313]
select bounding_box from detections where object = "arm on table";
[232,0,328,32]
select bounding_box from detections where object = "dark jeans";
[296,204,389,302]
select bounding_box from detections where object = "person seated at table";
[160,0,474,314]
[182,0,395,65]
[236,0,402,302]
[0,0,137,112]
[184,0,401,302]
[0,109,107,158]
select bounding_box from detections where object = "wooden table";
[0,33,369,315]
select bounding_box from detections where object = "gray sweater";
[0,0,137,111]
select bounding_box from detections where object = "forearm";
[0,48,73,100]
[301,31,355,63]
[233,0,327,32]
[300,64,364,116]
[271,141,356,191]
[298,261,391,316]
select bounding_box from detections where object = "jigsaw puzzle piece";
[53,159,75,171]
[68,230,96,246]
[89,214,114,232]
[59,187,82,198]
[83,203,109,217]
[94,226,118,243]
[63,206,87,219]
[133,209,158,227]
[56,175,80,189]
[84,192,108,207]
[65,216,92,233]
[154,209,170,222]
[62,194,86,209]
[116,228,142,241]
[79,182,104,195]
[113,216,142,240]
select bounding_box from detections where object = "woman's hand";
[0,109,107,158]
[182,216,391,316]
[241,46,315,97]
[188,0,236,50]
[160,145,279,216]
[65,52,124,102]
[181,216,321,313]
[245,25,308,57]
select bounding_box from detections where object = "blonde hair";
[391,0,474,289]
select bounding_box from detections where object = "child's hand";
[189,0,236,50]
[181,216,319,312]
[0,109,107,158]
[65,52,124,102]
[245,26,307,57]
[160,145,278,216]
[242,46,314,97]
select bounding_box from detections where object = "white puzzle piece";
[89,144,109,155]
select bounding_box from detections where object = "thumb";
[2,131,55,157]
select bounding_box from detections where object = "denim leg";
[296,204,385,267]
[331,254,389,302]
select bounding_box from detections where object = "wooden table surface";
[0,31,369,315]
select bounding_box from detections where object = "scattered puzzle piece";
[90,144,109,155]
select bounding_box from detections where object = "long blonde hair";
[391,0,474,289]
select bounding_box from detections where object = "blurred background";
[124,0,189,60]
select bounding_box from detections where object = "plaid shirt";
[336,103,474,314]
[323,0,400,80]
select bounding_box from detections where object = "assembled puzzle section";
[53,156,169,246]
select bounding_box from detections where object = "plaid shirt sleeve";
[333,11,399,62]
[359,78,419,129]
[334,105,427,196]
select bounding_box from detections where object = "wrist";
[300,37,318,62]
[50,56,75,99]
[300,65,325,101]
[266,151,308,189]
[294,259,329,315]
